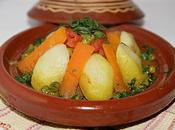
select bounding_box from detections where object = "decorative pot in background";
[28,0,144,24]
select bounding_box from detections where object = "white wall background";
[0,0,175,47]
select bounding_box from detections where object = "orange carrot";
[18,27,67,73]
[106,31,120,51]
[103,44,129,92]
[59,43,94,98]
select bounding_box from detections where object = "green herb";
[141,45,155,61]
[148,74,156,84]
[41,82,60,97]
[71,94,86,100]
[70,17,105,39]
[15,73,32,86]
[113,92,132,99]
[33,38,44,47]
[94,30,105,39]
[142,65,157,84]
[142,65,150,74]
[127,78,145,95]
[128,78,136,91]
[113,76,154,99]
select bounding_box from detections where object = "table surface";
[0,0,175,130]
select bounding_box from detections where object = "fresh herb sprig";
[70,17,105,40]
[113,79,148,99]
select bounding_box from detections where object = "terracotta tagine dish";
[0,18,175,126]
[28,0,144,24]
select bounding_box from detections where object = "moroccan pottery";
[0,23,174,127]
[28,0,144,24]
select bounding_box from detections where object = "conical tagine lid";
[28,0,144,25]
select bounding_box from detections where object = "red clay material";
[0,24,174,127]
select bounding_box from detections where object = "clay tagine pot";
[0,23,174,127]
[28,0,144,24]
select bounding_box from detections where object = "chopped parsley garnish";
[128,78,136,91]
[113,64,157,99]
[33,38,44,47]
[70,17,105,39]
[15,73,32,86]
[142,65,157,84]
[141,45,155,61]
[113,92,132,99]
[113,79,148,99]
[41,82,60,97]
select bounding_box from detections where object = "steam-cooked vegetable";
[90,38,105,52]
[106,31,120,51]
[79,54,114,100]
[59,43,94,98]
[116,44,146,87]
[15,17,157,100]
[66,28,82,48]
[31,44,69,91]
[103,44,128,92]
[18,27,67,73]
[120,31,141,56]
[20,38,44,59]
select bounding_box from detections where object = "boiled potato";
[120,31,140,56]
[116,44,146,86]
[79,54,114,100]
[31,44,69,91]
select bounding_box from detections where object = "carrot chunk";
[106,31,120,51]
[18,27,67,73]
[59,43,94,98]
[103,44,129,92]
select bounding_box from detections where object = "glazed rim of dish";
[0,24,175,125]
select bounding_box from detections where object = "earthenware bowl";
[0,23,174,127]
[28,0,144,24]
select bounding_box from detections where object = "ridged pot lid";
[28,0,144,25]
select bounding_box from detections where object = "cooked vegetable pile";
[15,17,157,100]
